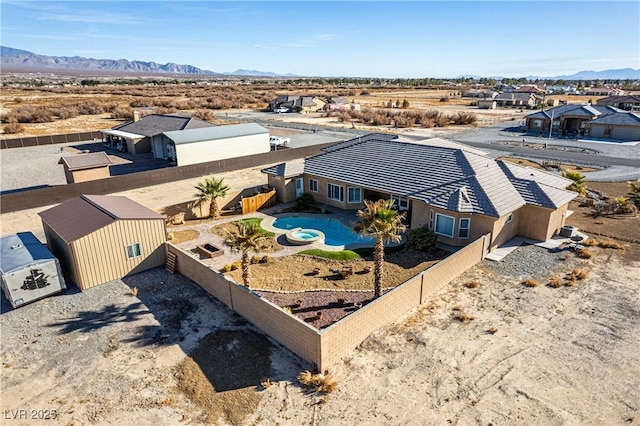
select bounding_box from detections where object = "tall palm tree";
[353,199,406,298]
[194,176,230,219]
[562,170,587,196]
[224,221,266,288]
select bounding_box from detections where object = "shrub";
[439,96,449,102]
[231,261,242,271]
[3,123,24,134]
[451,111,477,125]
[77,100,104,115]
[582,239,598,246]
[221,264,232,273]
[260,255,270,264]
[454,313,475,323]
[598,240,624,250]
[192,109,215,121]
[563,170,586,195]
[250,255,261,264]
[576,248,593,259]
[111,106,134,120]
[297,370,338,394]
[487,327,498,334]
[548,277,564,288]
[407,226,437,253]
[464,280,479,289]
[295,192,315,211]
[523,278,539,287]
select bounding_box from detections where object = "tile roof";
[495,92,539,102]
[39,195,164,243]
[112,114,214,137]
[58,152,112,171]
[261,158,305,178]
[589,111,640,126]
[498,161,576,208]
[163,123,268,145]
[525,104,620,120]
[303,138,525,217]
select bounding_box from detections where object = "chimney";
[133,110,141,122]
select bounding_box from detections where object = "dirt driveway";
[1,241,638,425]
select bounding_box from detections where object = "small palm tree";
[194,176,230,219]
[562,170,587,196]
[224,222,266,288]
[627,179,640,207]
[353,199,406,298]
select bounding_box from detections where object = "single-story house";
[269,95,300,111]
[494,92,542,108]
[262,135,576,251]
[582,88,626,97]
[585,111,640,141]
[325,97,361,112]
[524,104,624,137]
[58,151,112,184]
[294,96,326,113]
[513,85,545,95]
[463,89,497,99]
[100,113,214,155]
[39,195,166,291]
[595,95,640,111]
[160,123,270,166]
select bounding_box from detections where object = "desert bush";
[297,370,338,394]
[155,106,178,115]
[453,313,475,322]
[221,264,232,273]
[627,179,640,207]
[451,111,477,125]
[597,240,624,250]
[130,99,155,108]
[77,100,104,115]
[111,106,134,120]
[251,255,261,264]
[55,105,80,119]
[434,113,451,127]
[260,255,270,264]
[523,278,539,287]
[4,105,54,123]
[563,170,586,195]
[548,277,564,288]
[464,280,479,289]
[576,248,593,259]
[192,109,215,121]
[3,123,24,134]
[231,261,242,271]
[407,226,437,253]
[487,326,498,334]
[439,96,449,102]
[130,286,139,297]
[565,268,588,284]
[295,193,315,211]
[582,239,598,246]
[394,114,414,128]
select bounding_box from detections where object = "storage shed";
[39,195,166,291]
[160,123,270,166]
[0,232,66,308]
[58,151,112,183]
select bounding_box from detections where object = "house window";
[348,187,361,204]
[391,195,409,211]
[533,120,542,128]
[429,210,434,230]
[309,179,318,192]
[126,243,141,259]
[327,183,344,202]
[458,218,470,239]
[505,213,513,224]
[434,213,455,238]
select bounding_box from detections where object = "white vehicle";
[269,136,290,147]
[273,107,289,113]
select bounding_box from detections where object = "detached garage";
[39,195,166,291]
[1,232,67,308]
[160,123,270,166]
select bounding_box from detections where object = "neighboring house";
[262,135,576,251]
[325,97,361,112]
[294,96,326,113]
[268,95,300,111]
[585,111,640,140]
[494,92,542,108]
[39,195,166,291]
[58,152,112,184]
[160,123,270,166]
[100,113,214,155]
[582,87,625,97]
[595,95,640,111]
[513,85,545,95]
[462,89,497,99]
[524,104,624,137]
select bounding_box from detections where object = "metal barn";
[39,195,166,291]
[0,232,66,308]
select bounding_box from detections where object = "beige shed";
[39,195,166,291]
[58,152,112,184]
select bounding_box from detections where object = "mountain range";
[1,46,638,80]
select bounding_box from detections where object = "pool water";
[292,230,321,240]
[273,216,375,247]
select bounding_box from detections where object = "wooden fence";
[241,189,277,214]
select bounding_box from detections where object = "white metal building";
[0,232,66,308]
[160,123,270,166]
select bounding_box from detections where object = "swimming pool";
[272,216,375,247]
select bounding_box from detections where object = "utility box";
[0,232,66,309]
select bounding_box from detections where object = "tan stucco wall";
[71,219,166,290]
[66,167,110,184]
[304,174,366,210]
[518,204,568,242]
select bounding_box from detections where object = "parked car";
[269,136,290,147]
[273,107,289,113]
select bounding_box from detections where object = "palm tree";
[562,170,587,196]
[353,199,406,298]
[627,179,640,207]
[224,221,266,288]
[194,176,230,219]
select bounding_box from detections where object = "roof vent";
[11,244,22,250]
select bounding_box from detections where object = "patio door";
[295,178,304,197]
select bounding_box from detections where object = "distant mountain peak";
[223,69,297,77]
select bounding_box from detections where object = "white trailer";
[1,232,66,309]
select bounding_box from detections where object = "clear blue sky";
[2,1,639,78]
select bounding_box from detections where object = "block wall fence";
[165,233,490,371]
